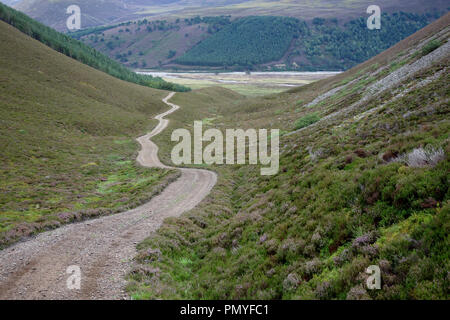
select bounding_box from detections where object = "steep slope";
[0,0,21,5]
[164,0,448,21]
[128,13,449,299]
[10,0,448,70]
[74,16,229,69]
[0,20,179,247]
[0,3,189,91]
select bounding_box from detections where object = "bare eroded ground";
[0,92,217,300]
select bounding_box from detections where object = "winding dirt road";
[0,92,217,300]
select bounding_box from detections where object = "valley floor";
[137,71,339,96]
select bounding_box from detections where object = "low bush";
[294,113,320,130]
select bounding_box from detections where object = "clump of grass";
[389,59,408,72]
[294,112,320,130]
[421,40,441,56]
[307,146,324,162]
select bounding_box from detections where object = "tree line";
[294,11,441,70]
[175,12,444,70]
[175,16,301,67]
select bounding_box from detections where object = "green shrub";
[294,113,320,130]
[421,40,442,56]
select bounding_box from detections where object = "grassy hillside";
[0,3,190,91]
[0,20,180,247]
[175,16,299,67]
[74,16,231,69]
[75,12,445,71]
[127,13,450,299]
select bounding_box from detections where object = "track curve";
[0,92,217,300]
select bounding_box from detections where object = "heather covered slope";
[0,20,179,246]
[128,14,449,299]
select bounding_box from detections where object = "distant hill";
[10,0,450,32]
[13,0,132,31]
[71,16,227,70]
[176,12,444,71]
[75,12,446,71]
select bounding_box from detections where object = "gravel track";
[0,92,217,300]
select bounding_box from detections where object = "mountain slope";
[14,0,132,30]
[72,16,230,69]
[9,1,448,71]
[175,13,442,70]
[11,0,449,31]
[0,3,189,91]
[175,16,299,67]
[127,13,450,300]
[0,20,180,247]
[75,11,446,71]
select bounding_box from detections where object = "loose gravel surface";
[0,92,217,300]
